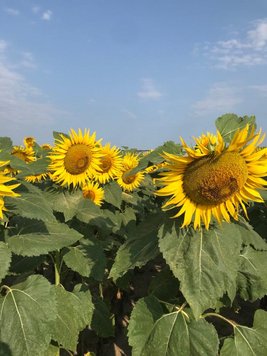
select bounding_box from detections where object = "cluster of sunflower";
[0,125,267,231]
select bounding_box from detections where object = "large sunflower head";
[116,153,144,192]
[156,125,267,230]
[92,143,122,184]
[49,128,102,188]
[82,181,104,206]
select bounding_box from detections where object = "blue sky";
[1,0,267,149]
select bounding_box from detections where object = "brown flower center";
[64,144,92,175]
[122,172,136,184]
[183,151,248,205]
[83,190,95,201]
[99,157,112,173]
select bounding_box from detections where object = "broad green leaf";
[0,275,56,356]
[220,310,267,356]
[63,238,106,280]
[237,247,267,301]
[50,286,93,351]
[128,296,164,356]
[0,242,11,282]
[72,284,94,329]
[91,297,114,337]
[10,255,46,274]
[0,342,12,356]
[215,113,256,143]
[109,213,165,281]
[15,157,50,178]
[5,182,55,222]
[52,189,84,221]
[6,217,82,256]
[158,221,242,318]
[141,312,219,356]
[45,344,60,356]
[104,182,122,208]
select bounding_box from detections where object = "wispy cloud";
[199,19,267,69]
[0,39,66,141]
[32,6,40,14]
[4,8,19,16]
[193,83,242,116]
[19,52,37,69]
[249,84,267,97]
[137,78,163,100]
[42,10,52,21]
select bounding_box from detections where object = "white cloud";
[32,6,40,14]
[42,10,52,21]
[0,40,8,53]
[20,52,37,69]
[200,19,267,69]
[137,78,162,100]
[4,8,19,16]
[249,84,267,97]
[193,83,242,116]
[0,39,67,142]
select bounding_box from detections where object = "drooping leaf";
[0,275,56,356]
[220,310,267,356]
[215,113,256,143]
[10,255,46,274]
[128,296,164,356]
[0,137,12,152]
[15,157,50,178]
[0,242,11,282]
[104,182,122,208]
[50,285,93,351]
[91,297,114,337]
[6,217,82,256]
[5,182,55,222]
[158,221,242,318]
[109,213,165,281]
[237,247,267,301]
[148,268,179,300]
[63,238,106,280]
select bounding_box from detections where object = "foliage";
[0,114,267,355]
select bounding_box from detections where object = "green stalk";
[54,250,61,286]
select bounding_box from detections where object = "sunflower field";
[0,113,267,356]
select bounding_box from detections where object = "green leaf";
[221,310,267,356]
[0,137,12,152]
[104,182,122,208]
[128,296,219,356]
[91,297,114,337]
[15,157,50,178]
[63,238,106,280]
[0,275,56,356]
[5,182,55,222]
[128,296,165,356]
[215,113,256,143]
[158,222,242,318]
[237,247,267,301]
[10,255,46,274]
[6,217,82,256]
[50,285,93,351]
[0,242,11,282]
[109,213,165,281]
[236,219,267,250]
[52,189,84,221]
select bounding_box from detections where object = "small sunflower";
[93,143,122,184]
[116,153,144,191]
[24,173,49,183]
[156,125,267,230]
[12,145,35,163]
[0,173,20,218]
[23,136,36,148]
[82,181,104,206]
[49,128,102,188]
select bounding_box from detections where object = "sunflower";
[92,143,122,184]
[12,145,35,163]
[23,136,36,148]
[82,181,104,206]
[156,125,267,230]
[24,173,49,183]
[116,153,144,191]
[49,128,102,188]
[0,173,20,218]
